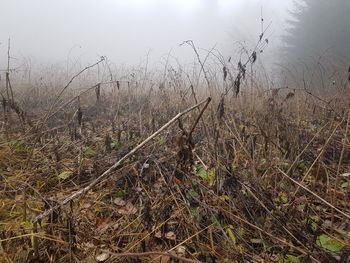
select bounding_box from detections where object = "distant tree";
[281,0,350,86]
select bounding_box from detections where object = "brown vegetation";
[0,50,350,263]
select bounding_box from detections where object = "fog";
[0,0,292,70]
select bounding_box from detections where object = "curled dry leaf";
[154,230,162,238]
[116,201,137,215]
[113,197,126,206]
[81,202,92,209]
[176,245,186,256]
[165,231,176,240]
[96,218,119,233]
[83,242,95,248]
[95,252,110,262]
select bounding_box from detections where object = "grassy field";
[0,54,350,262]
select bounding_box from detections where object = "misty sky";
[0,0,292,69]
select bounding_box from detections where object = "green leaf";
[224,225,236,245]
[207,168,216,186]
[58,170,73,180]
[155,136,166,145]
[196,164,207,180]
[110,140,119,149]
[186,189,199,200]
[210,214,221,227]
[297,204,305,211]
[279,162,290,168]
[316,234,344,252]
[11,141,26,151]
[310,215,320,222]
[312,223,318,232]
[81,146,97,157]
[280,192,288,203]
[115,191,125,198]
[340,172,350,177]
[298,162,307,170]
[190,207,201,222]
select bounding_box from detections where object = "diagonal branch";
[33,97,211,223]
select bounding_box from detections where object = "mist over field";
[0,0,292,69]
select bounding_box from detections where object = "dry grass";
[0,56,350,263]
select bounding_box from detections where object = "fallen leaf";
[95,252,109,262]
[81,202,92,209]
[316,234,344,252]
[96,218,118,232]
[154,230,162,238]
[224,225,236,245]
[196,164,207,179]
[81,146,97,157]
[165,231,176,240]
[176,245,186,256]
[58,170,73,180]
[116,202,137,215]
[113,197,126,206]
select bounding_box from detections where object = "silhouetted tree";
[281,0,350,87]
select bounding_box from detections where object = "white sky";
[0,0,292,69]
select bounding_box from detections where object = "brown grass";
[0,55,349,263]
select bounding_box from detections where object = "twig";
[180,40,211,90]
[33,97,211,223]
[42,83,99,122]
[188,97,211,138]
[101,250,203,263]
[40,57,105,127]
[53,57,105,107]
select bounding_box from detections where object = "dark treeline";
[281,0,350,89]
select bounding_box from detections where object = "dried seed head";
[223,66,228,81]
[217,97,225,120]
[238,61,246,79]
[234,74,241,96]
[95,84,101,101]
[259,33,263,41]
[251,51,257,64]
[77,107,83,126]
